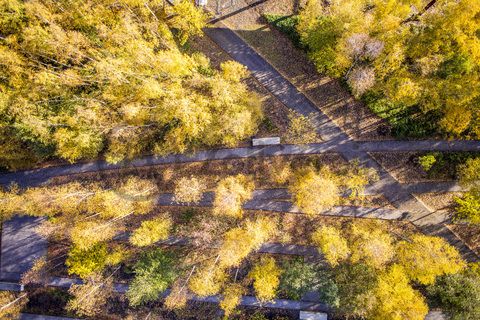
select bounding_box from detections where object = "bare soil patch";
[370,152,447,183]
[414,192,460,212]
[448,224,480,256]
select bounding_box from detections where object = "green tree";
[127,249,178,306]
[279,259,319,300]
[333,262,378,317]
[454,190,480,224]
[427,264,480,320]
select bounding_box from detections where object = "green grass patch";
[263,14,302,48]
[418,152,480,180]
[363,92,441,139]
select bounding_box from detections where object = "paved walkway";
[1,140,479,188]
[157,190,407,220]
[0,216,47,281]
[204,24,478,262]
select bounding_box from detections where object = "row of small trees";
[56,219,474,319]
[172,161,378,218]
[1,162,474,318]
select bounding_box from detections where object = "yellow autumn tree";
[349,222,395,269]
[248,257,282,302]
[173,176,206,204]
[396,234,466,285]
[70,220,121,251]
[129,215,172,247]
[188,262,227,297]
[0,291,28,319]
[213,174,254,218]
[67,275,114,317]
[220,283,244,317]
[168,0,210,45]
[366,264,428,320]
[312,226,350,266]
[289,167,340,216]
[218,217,277,268]
[0,0,262,168]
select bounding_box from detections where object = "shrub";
[418,153,437,172]
[127,249,178,306]
[454,190,480,224]
[267,158,293,185]
[263,14,302,47]
[173,176,206,204]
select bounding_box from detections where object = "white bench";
[252,137,281,146]
[299,311,328,320]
